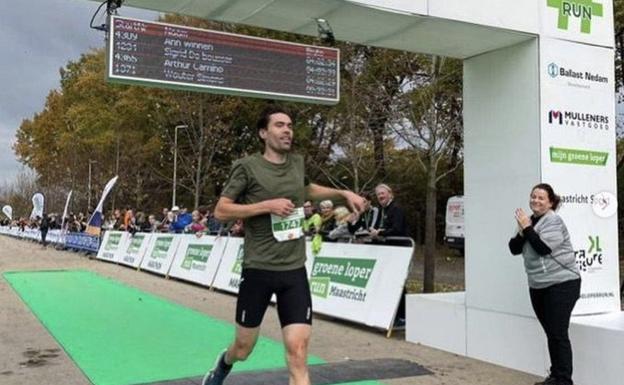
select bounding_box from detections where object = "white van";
[444,195,464,253]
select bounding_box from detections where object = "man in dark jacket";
[370,183,408,239]
[39,214,50,247]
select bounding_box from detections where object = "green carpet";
[4,270,383,385]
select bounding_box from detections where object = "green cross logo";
[547,0,604,34]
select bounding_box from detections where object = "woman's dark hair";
[532,183,561,210]
[256,105,292,140]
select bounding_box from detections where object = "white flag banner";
[61,190,73,231]
[30,193,44,219]
[86,176,118,236]
[94,176,118,214]
[2,205,12,220]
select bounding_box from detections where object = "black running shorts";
[236,267,312,328]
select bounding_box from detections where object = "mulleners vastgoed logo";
[547,109,609,130]
[547,0,604,34]
[309,257,376,302]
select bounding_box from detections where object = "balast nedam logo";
[548,109,609,130]
[547,62,608,84]
[547,0,604,34]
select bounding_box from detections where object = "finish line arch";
[93,1,621,384]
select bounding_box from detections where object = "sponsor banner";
[540,0,614,47]
[168,234,228,287]
[61,190,72,231]
[21,228,40,240]
[139,234,181,275]
[549,147,608,166]
[47,230,63,245]
[309,242,411,330]
[117,233,152,268]
[211,237,245,294]
[65,232,101,253]
[211,237,315,296]
[540,37,620,314]
[30,193,44,220]
[96,231,128,263]
[211,237,412,330]
[2,205,12,220]
[86,176,118,236]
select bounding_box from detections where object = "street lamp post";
[172,125,187,208]
[87,159,97,216]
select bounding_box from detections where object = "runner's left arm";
[305,183,366,214]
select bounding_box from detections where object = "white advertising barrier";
[47,229,63,245]
[308,242,412,330]
[540,37,621,314]
[211,237,318,294]
[116,233,152,268]
[139,234,181,275]
[211,237,316,295]
[211,237,412,330]
[168,234,228,287]
[96,231,128,263]
[22,228,40,241]
[211,236,245,294]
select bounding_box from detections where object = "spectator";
[509,183,581,385]
[370,183,408,239]
[161,207,169,220]
[170,206,192,233]
[39,214,49,247]
[123,208,134,231]
[76,213,87,232]
[207,212,221,234]
[126,214,140,235]
[348,193,379,235]
[186,210,207,233]
[229,219,244,237]
[318,200,336,238]
[159,211,175,232]
[328,206,352,241]
[112,209,123,230]
[102,211,116,230]
[147,214,159,233]
[303,200,321,236]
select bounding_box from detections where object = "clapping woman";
[508,183,581,385]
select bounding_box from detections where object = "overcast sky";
[0,0,158,184]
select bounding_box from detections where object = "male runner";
[203,105,365,385]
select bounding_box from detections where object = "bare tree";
[392,56,463,293]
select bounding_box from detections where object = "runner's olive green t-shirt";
[221,153,309,271]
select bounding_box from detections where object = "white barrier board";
[139,234,181,275]
[211,237,412,330]
[96,231,127,263]
[168,234,228,287]
[309,242,411,329]
[211,237,245,294]
[117,232,152,268]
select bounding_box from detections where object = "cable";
[90,0,124,32]
[90,1,108,32]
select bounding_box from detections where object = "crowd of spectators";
[0,183,409,245]
[303,183,409,245]
[100,205,225,235]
